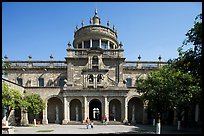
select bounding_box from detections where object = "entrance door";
[89,99,102,120]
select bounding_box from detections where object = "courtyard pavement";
[13,124,202,134]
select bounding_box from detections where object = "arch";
[128,97,143,124]
[88,74,94,83]
[70,99,82,121]
[89,99,102,121]
[47,97,63,124]
[97,74,103,83]
[46,95,63,103]
[109,99,121,121]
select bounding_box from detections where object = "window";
[38,78,44,87]
[92,56,99,70]
[26,80,31,87]
[47,79,53,86]
[59,77,66,88]
[97,74,103,83]
[126,78,132,87]
[101,40,108,49]
[92,40,99,48]
[88,74,94,83]
[78,43,82,48]
[110,42,114,49]
[17,77,23,86]
[84,40,90,48]
[92,56,98,65]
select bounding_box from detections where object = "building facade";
[4,10,180,125]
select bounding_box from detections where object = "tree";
[136,65,200,124]
[169,13,202,127]
[25,93,46,125]
[2,58,10,76]
[170,13,202,102]
[2,83,28,121]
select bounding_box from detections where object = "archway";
[89,99,102,120]
[109,99,121,121]
[70,99,82,121]
[47,97,63,124]
[128,97,143,124]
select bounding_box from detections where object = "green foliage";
[2,83,25,119]
[2,58,10,76]
[25,93,46,118]
[171,13,202,106]
[173,13,202,86]
[136,65,201,115]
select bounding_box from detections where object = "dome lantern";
[92,9,100,25]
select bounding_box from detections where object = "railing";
[5,60,168,70]
[5,60,67,68]
[123,61,168,69]
[67,48,123,58]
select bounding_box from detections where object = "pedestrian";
[103,115,107,125]
[86,117,90,129]
[91,121,94,128]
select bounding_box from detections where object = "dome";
[73,10,118,50]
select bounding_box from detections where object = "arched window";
[126,78,132,87]
[101,40,108,49]
[88,74,94,83]
[97,74,103,83]
[17,77,23,86]
[84,40,90,48]
[92,56,99,70]
[38,78,44,87]
[26,79,31,87]
[59,76,66,88]
[92,40,99,48]
[92,56,98,65]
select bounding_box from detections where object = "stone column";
[67,100,70,122]
[104,96,109,122]
[99,39,101,48]
[123,98,128,123]
[107,41,110,49]
[90,39,92,48]
[62,97,68,124]
[82,41,84,49]
[83,74,87,88]
[42,102,48,125]
[67,62,73,86]
[94,74,97,88]
[83,96,89,122]
[118,62,124,87]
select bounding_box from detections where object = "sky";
[2,2,202,62]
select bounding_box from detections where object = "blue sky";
[2,2,202,61]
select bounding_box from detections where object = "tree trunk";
[177,111,182,131]
[34,119,36,126]
[156,113,161,134]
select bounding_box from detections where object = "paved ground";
[13,124,202,134]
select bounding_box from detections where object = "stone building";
[3,10,185,125]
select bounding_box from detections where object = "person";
[103,115,107,125]
[85,117,90,129]
[90,121,94,128]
